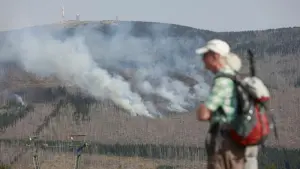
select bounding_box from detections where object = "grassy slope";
[0,21,300,168]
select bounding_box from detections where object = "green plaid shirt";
[205,66,237,124]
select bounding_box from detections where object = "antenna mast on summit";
[61,1,65,23]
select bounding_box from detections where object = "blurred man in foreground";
[195,39,258,169]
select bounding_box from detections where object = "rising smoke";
[0,22,210,118]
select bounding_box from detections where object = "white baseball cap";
[195,39,230,57]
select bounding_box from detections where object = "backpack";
[216,50,272,146]
[215,74,271,146]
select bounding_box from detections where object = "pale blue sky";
[1,0,299,32]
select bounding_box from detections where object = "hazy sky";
[1,0,299,32]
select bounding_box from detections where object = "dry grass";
[38,104,209,147]
[265,88,300,148]
[0,143,26,165]
[1,89,300,148]
[11,151,206,169]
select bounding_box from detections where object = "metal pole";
[69,134,87,169]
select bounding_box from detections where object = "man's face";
[202,51,219,72]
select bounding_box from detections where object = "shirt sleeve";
[205,77,233,112]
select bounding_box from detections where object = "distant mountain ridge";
[1,21,299,57]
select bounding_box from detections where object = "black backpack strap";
[214,73,243,87]
[214,73,244,86]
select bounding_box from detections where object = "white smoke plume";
[0,22,210,118]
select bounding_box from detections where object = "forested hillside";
[0,20,299,169]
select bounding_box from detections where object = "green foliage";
[264,163,277,169]
[0,164,11,169]
[156,165,176,169]
[0,105,33,131]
